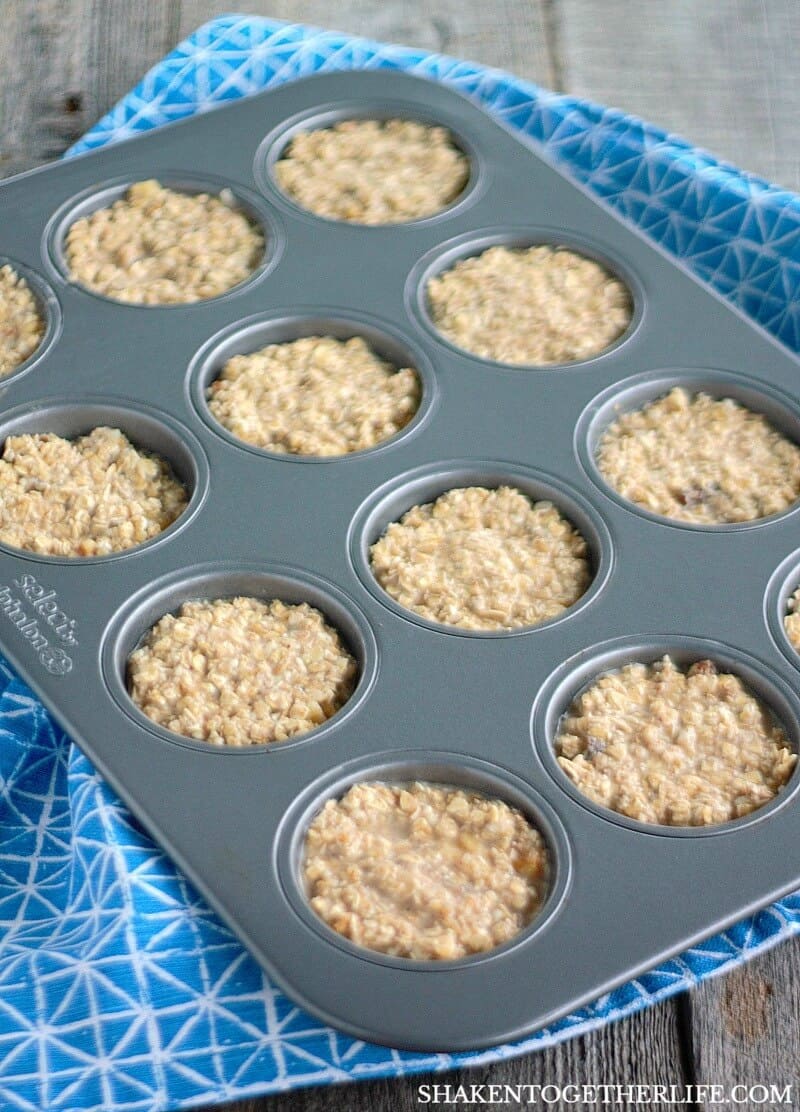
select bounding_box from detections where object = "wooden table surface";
[2,3,800,1109]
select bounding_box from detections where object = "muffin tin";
[2,70,800,1051]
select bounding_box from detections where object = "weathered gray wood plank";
[558,0,800,190]
[0,0,176,179]
[178,1,557,88]
[688,935,800,1099]
[210,998,687,1112]
[0,0,91,178]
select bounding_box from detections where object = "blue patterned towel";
[2,15,800,1112]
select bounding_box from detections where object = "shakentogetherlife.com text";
[416,1082,794,1105]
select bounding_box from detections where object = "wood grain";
[558,0,800,190]
[689,935,800,1098]
[0,0,90,178]
[178,1,556,87]
[0,0,177,179]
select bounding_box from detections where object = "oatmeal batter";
[274,118,470,224]
[65,179,263,304]
[304,781,550,959]
[556,656,796,827]
[784,586,800,653]
[597,387,800,524]
[207,335,420,456]
[0,427,188,557]
[128,597,357,745]
[369,485,591,631]
[427,244,632,365]
[0,264,44,376]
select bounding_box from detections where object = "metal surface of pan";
[1,70,800,1050]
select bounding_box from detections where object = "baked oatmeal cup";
[64,179,264,304]
[0,426,188,557]
[304,780,550,959]
[555,656,797,827]
[369,484,591,631]
[207,334,420,456]
[274,118,470,224]
[597,387,800,524]
[128,596,357,745]
[0,263,45,376]
[427,244,632,365]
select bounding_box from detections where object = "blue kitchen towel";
[2,14,800,1111]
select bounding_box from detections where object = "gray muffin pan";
[2,70,800,1052]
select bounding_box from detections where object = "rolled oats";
[274,118,470,224]
[128,596,357,745]
[65,179,263,304]
[207,335,420,456]
[598,387,800,524]
[556,656,797,827]
[369,485,591,631]
[304,781,550,960]
[784,586,800,653]
[0,264,44,376]
[0,426,188,557]
[427,245,632,365]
